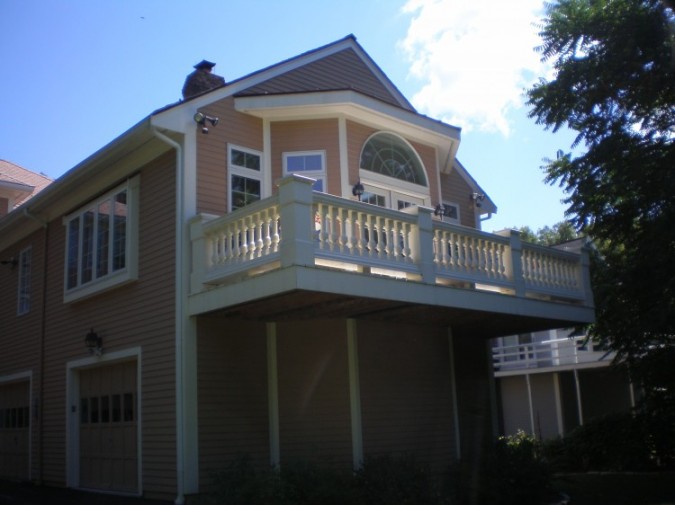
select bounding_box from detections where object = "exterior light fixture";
[85,328,103,356]
[193,112,219,134]
[470,192,485,208]
[352,180,364,201]
[0,258,17,268]
[434,203,446,221]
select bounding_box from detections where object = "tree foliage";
[518,221,580,246]
[527,0,675,464]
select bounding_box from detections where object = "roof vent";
[182,60,225,100]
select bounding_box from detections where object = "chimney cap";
[194,60,216,70]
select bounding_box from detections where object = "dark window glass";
[231,175,261,210]
[96,200,110,277]
[123,393,134,422]
[112,394,121,422]
[101,395,110,423]
[112,191,127,271]
[90,397,99,423]
[81,209,95,283]
[360,133,427,186]
[67,218,80,289]
[80,398,89,424]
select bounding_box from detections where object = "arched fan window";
[359,132,427,186]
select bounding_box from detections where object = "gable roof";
[0,159,53,207]
[235,36,414,111]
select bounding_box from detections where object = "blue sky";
[0,0,579,232]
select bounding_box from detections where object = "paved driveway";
[0,481,173,505]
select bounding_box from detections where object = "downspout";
[23,208,48,484]
[152,128,186,505]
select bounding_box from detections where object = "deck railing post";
[410,206,435,284]
[580,243,595,308]
[189,214,209,294]
[508,229,526,297]
[277,174,316,268]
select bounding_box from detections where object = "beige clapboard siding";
[276,320,352,466]
[440,169,478,227]
[197,97,264,216]
[358,320,456,472]
[197,318,269,492]
[33,151,178,497]
[0,230,45,380]
[270,119,340,194]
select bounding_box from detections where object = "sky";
[0,0,580,233]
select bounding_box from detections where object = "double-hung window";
[17,246,31,315]
[63,176,139,302]
[229,145,263,211]
[283,151,326,192]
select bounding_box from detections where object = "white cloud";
[400,0,547,136]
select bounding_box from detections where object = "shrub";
[355,454,448,505]
[483,430,552,505]
[204,455,451,505]
[543,412,655,472]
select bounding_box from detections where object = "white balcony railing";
[492,335,610,372]
[190,175,593,305]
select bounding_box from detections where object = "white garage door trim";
[65,347,142,495]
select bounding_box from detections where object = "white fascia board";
[0,181,34,194]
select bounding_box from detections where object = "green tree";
[527,0,675,467]
[517,221,580,246]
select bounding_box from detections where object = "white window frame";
[359,179,429,210]
[62,176,140,303]
[228,144,264,212]
[282,150,326,192]
[17,246,32,315]
[439,200,461,224]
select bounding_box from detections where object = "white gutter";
[151,128,186,505]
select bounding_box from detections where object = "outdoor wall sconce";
[470,192,485,208]
[193,112,219,134]
[434,203,446,221]
[352,180,364,201]
[85,328,103,356]
[0,258,17,268]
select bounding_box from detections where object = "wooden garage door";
[0,381,30,481]
[79,361,137,493]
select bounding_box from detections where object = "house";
[490,241,632,440]
[0,160,52,218]
[492,328,635,440]
[0,35,594,503]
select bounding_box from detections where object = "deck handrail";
[190,175,592,305]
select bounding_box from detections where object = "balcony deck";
[188,175,594,336]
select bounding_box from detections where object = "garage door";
[0,380,30,481]
[79,361,137,493]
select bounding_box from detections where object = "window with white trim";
[358,132,430,210]
[17,246,31,315]
[229,145,263,211]
[63,176,139,302]
[283,151,326,192]
[439,201,460,224]
[360,132,427,186]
